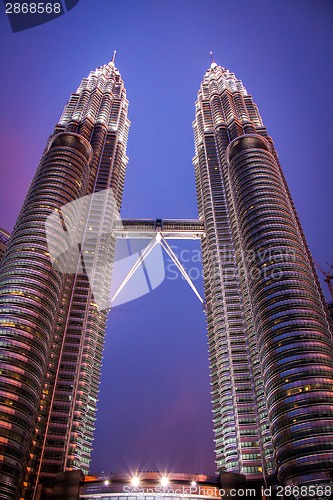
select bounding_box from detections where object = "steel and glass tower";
[193,59,333,491]
[0,57,130,500]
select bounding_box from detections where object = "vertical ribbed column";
[0,133,91,500]
[227,134,333,489]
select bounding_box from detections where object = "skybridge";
[114,218,205,239]
[112,218,206,305]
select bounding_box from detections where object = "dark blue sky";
[1,0,332,476]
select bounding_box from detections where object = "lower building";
[35,470,270,500]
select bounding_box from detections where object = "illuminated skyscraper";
[193,59,333,490]
[0,57,130,499]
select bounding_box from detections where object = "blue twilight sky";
[0,0,333,476]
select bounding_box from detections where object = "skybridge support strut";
[110,221,205,305]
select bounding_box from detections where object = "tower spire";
[209,51,217,69]
[112,50,117,64]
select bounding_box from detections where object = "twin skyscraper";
[0,58,332,499]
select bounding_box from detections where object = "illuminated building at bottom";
[37,470,268,500]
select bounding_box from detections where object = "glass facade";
[193,62,333,491]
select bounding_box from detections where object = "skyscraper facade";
[193,60,333,490]
[0,59,130,500]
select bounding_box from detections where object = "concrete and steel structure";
[1,56,333,500]
[0,58,130,499]
[193,60,333,491]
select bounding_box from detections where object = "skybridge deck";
[115,218,205,239]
